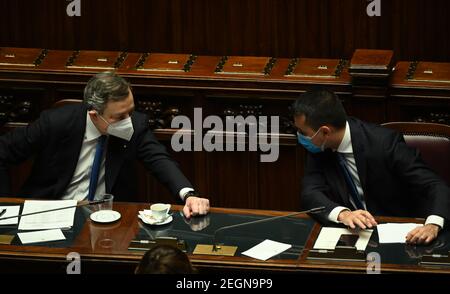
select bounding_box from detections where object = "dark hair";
[83,71,130,114]
[291,87,347,130]
[135,245,196,274]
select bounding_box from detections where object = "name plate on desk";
[66,50,127,70]
[406,61,450,83]
[0,47,48,68]
[285,58,347,79]
[135,53,197,72]
[215,56,276,76]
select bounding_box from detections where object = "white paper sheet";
[377,223,423,243]
[17,229,66,244]
[18,200,77,230]
[242,239,292,261]
[0,206,21,225]
[313,227,373,251]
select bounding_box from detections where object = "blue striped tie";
[337,153,365,210]
[87,135,106,201]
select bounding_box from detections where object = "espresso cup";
[150,203,171,221]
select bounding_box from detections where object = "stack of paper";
[18,200,77,230]
[313,227,373,251]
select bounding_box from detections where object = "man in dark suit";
[294,88,449,245]
[0,72,209,218]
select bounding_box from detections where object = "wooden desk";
[0,199,314,273]
[0,199,449,274]
[300,216,450,274]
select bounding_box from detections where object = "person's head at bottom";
[135,245,196,274]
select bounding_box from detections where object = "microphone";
[193,206,325,256]
[0,199,108,222]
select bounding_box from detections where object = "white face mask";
[98,115,134,141]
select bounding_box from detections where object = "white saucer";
[90,210,121,223]
[138,211,173,225]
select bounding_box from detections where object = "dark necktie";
[336,153,365,210]
[87,135,106,201]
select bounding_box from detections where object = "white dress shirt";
[62,113,194,202]
[62,113,106,201]
[328,121,444,229]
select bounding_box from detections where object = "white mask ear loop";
[95,112,110,125]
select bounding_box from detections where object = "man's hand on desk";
[183,197,210,219]
[406,224,439,245]
[338,209,378,230]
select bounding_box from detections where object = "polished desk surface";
[0,199,313,272]
[0,198,449,274]
[302,217,450,274]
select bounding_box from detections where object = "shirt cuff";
[328,206,351,223]
[425,215,445,229]
[179,188,194,201]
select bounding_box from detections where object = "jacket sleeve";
[0,111,50,196]
[136,120,193,200]
[301,152,345,224]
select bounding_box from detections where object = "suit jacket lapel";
[105,136,129,193]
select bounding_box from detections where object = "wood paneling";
[1,48,449,211]
[257,145,304,210]
[0,0,449,61]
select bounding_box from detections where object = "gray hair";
[83,72,130,114]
